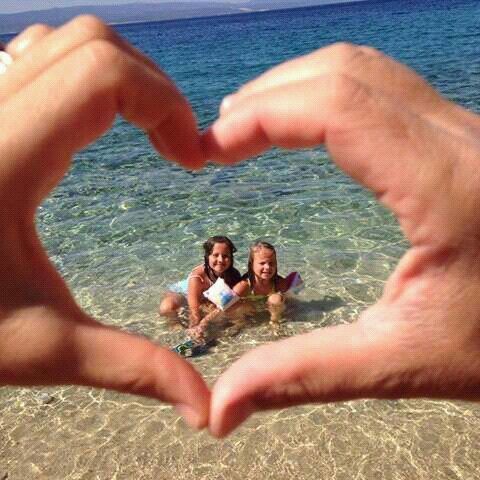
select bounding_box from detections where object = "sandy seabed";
[2,308,479,480]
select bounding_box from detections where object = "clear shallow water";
[1,0,480,478]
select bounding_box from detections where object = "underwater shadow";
[283,294,345,325]
[166,295,346,357]
[217,294,346,338]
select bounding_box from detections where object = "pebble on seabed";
[35,392,55,405]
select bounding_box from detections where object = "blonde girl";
[234,241,290,307]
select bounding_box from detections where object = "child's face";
[252,248,277,281]
[208,242,232,276]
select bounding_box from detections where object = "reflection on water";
[2,148,479,478]
[2,145,479,478]
[2,258,480,479]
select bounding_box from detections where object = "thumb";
[73,322,211,429]
[209,318,411,438]
[1,309,210,430]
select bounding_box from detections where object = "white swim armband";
[203,277,239,310]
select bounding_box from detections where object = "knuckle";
[330,41,360,62]
[70,14,115,42]
[358,45,383,57]
[9,23,53,56]
[329,71,356,94]
[23,23,52,37]
[78,38,123,75]
[331,41,357,54]
[328,72,367,112]
[321,42,368,73]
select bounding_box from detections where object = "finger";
[0,16,171,104]
[221,43,440,117]
[220,43,480,139]
[76,323,211,429]
[205,74,406,165]
[210,321,405,437]
[220,43,351,113]
[206,78,333,162]
[6,23,54,58]
[0,37,203,212]
[203,75,477,245]
[0,309,210,430]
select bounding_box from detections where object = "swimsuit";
[169,266,213,296]
[246,278,276,299]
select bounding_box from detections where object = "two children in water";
[159,236,299,338]
[160,236,242,327]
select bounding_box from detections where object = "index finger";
[0,38,205,213]
[221,43,441,117]
[0,16,169,103]
[219,43,478,140]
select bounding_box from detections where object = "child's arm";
[188,307,223,342]
[233,279,250,297]
[191,280,247,340]
[196,280,247,332]
[196,307,223,332]
[267,278,286,322]
[187,276,205,327]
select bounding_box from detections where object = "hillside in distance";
[0,0,365,34]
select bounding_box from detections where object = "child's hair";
[203,236,241,287]
[245,240,280,290]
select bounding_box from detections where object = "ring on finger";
[0,43,13,75]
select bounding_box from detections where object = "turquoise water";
[1,1,480,478]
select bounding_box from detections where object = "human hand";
[204,43,480,437]
[0,17,209,429]
[187,325,206,343]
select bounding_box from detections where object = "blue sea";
[1,1,480,478]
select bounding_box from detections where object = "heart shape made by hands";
[1,18,480,438]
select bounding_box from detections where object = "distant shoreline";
[0,1,369,36]
[0,9,274,36]
[108,8,271,26]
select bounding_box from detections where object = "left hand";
[0,17,209,429]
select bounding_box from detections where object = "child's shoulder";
[233,277,250,296]
[190,264,206,278]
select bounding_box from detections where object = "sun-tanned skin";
[0,17,209,430]
[2,19,480,439]
[203,42,480,437]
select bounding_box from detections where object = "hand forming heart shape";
[1,17,480,438]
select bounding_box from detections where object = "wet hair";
[203,236,241,287]
[245,240,280,291]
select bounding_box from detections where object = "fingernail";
[220,95,234,114]
[174,403,206,430]
[0,51,13,75]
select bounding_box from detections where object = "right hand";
[204,43,480,437]
[0,17,209,429]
